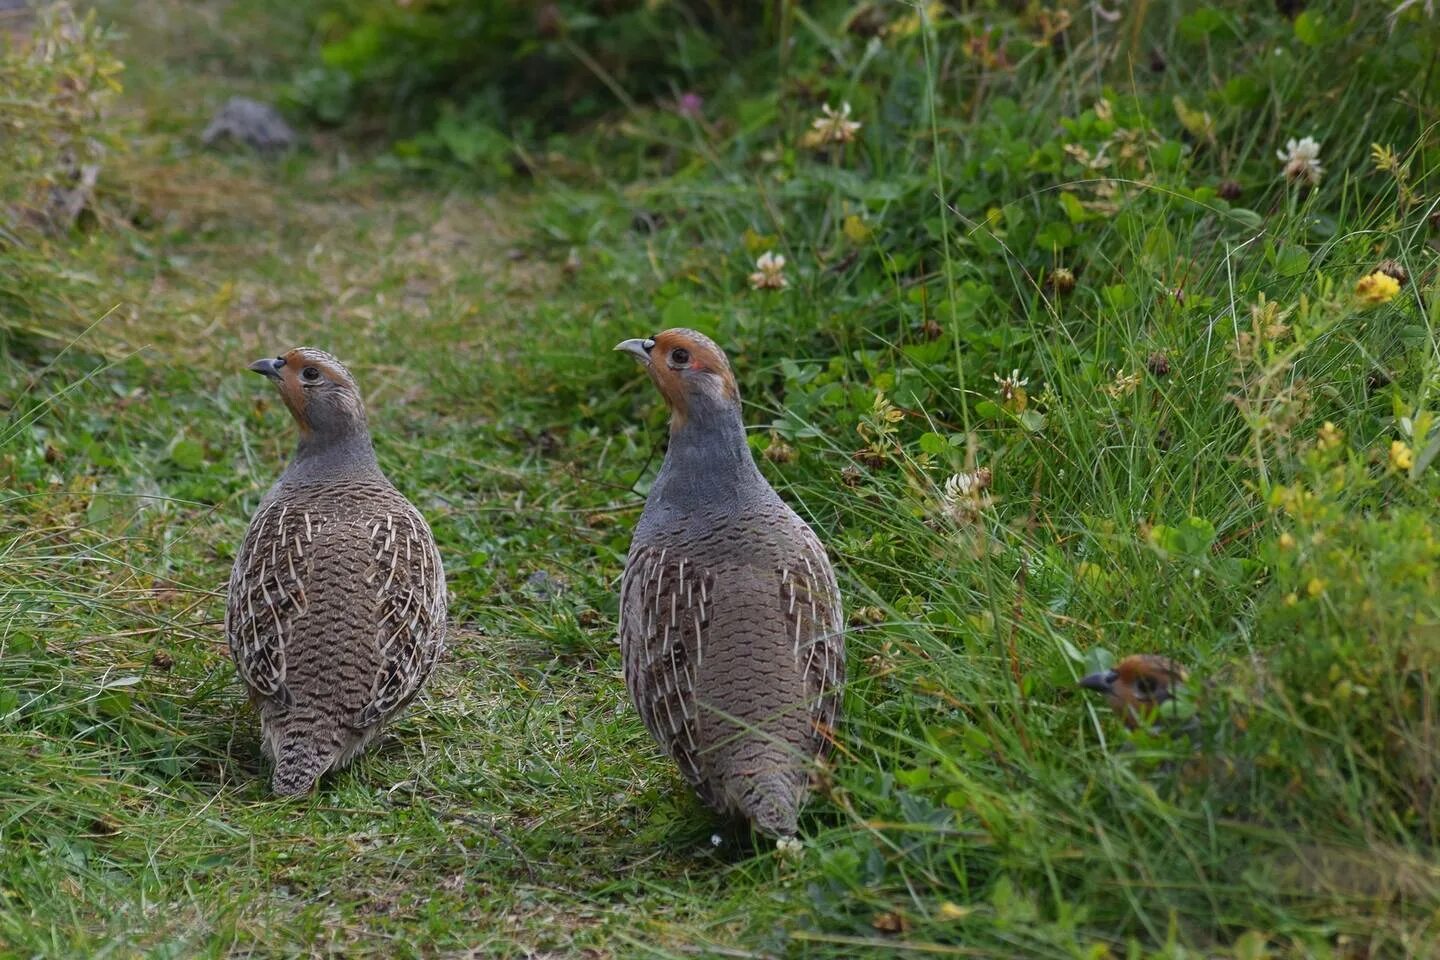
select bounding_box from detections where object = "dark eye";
[670,347,691,366]
[301,366,322,383]
[1135,675,1159,697]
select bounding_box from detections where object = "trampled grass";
[2,1,1438,957]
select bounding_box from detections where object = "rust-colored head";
[1080,654,1188,729]
[614,328,740,429]
[247,347,367,439]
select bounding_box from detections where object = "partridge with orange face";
[616,329,845,838]
[227,348,447,795]
[1080,655,1188,729]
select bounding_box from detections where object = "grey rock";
[203,97,296,153]
[524,570,564,600]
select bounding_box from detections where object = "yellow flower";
[842,214,871,244]
[1306,577,1325,598]
[1355,271,1400,306]
[1103,369,1142,399]
[1317,421,1343,451]
[887,1,945,38]
[1389,440,1414,472]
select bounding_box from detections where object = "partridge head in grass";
[1080,655,1190,730]
[614,329,845,840]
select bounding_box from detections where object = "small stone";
[202,97,296,153]
[44,157,100,231]
[524,570,563,600]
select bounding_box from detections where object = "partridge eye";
[1135,675,1159,696]
[670,347,691,366]
[301,366,322,383]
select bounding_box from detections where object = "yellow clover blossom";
[1317,421,1343,451]
[1355,271,1400,306]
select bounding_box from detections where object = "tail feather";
[737,771,803,838]
[266,721,338,797]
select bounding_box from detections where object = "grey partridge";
[227,348,447,795]
[1080,654,1189,729]
[615,329,845,838]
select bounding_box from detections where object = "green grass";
[3,1,1439,956]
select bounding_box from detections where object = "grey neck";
[280,429,385,486]
[651,393,763,504]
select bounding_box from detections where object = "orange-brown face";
[614,327,739,427]
[1080,654,1188,728]
[248,347,365,437]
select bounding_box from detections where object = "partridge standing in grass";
[227,348,447,795]
[1080,655,1189,729]
[615,329,845,838]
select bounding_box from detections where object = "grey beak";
[614,338,655,363]
[1079,670,1116,694]
[248,356,285,379]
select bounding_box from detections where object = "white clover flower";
[748,251,789,290]
[1277,136,1323,185]
[807,101,862,147]
[993,369,1029,402]
[775,836,805,858]
[944,473,976,500]
[940,468,993,524]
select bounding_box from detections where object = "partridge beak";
[1079,670,1116,694]
[614,338,655,364]
[248,356,285,380]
